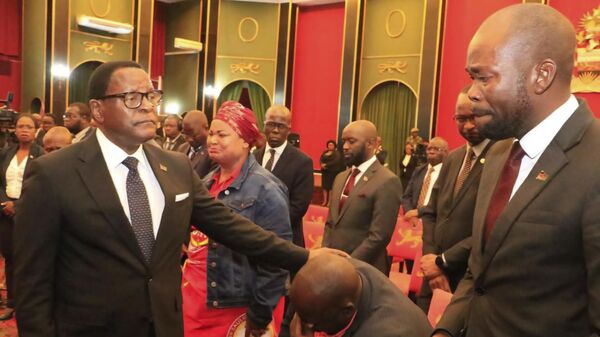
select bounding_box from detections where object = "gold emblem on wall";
[230,62,260,74]
[83,41,114,56]
[378,60,407,74]
[385,9,407,38]
[238,17,259,43]
[573,5,600,93]
[89,0,111,18]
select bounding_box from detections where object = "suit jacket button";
[475,286,486,296]
[212,301,219,307]
[210,281,217,288]
[210,261,217,268]
[211,242,218,248]
[224,190,230,195]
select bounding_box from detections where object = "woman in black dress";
[319,140,344,206]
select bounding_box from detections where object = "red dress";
[182,171,284,337]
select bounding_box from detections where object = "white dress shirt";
[349,155,378,186]
[96,129,165,237]
[262,141,287,169]
[5,154,28,199]
[422,162,443,206]
[511,95,578,199]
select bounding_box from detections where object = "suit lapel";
[336,160,380,223]
[254,147,265,165]
[271,144,291,175]
[143,145,176,265]
[76,137,148,266]
[480,101,593,272]
[330,168,349,221]
[450,142,493,211]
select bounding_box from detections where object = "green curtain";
[361,81,416,175]
[246,81,270,131]
[68,61,102,104]
[217,81,243,108]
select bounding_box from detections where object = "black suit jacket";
[177,142,215,179]
[420,142,492,292]
[402,163,428,212]
[254,144,314,247]
[346,259,432,337]
[399,154,418,188]
[0,143,44,203]
[14,135,308,337]
[437,100,600,336]
[160,134,186,151]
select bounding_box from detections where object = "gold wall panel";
[22,0,48,112]
[215,0,280,101]
[70,32,132,67]
[70,0,134,29]
[358,0,425,113]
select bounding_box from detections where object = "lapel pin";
[160,164,168,172]
[536,170,548,181]
[479,158,485,164]
[363,176,369,182]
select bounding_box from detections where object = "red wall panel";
[549,0,600,116]
[0,0,22,111]
[291,4,344,169]
[435,0,520,149]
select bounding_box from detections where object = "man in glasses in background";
[63,102,95,143]
[14,61,341,337]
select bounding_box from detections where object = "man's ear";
[532,59,557,95]
[89,99,104,124]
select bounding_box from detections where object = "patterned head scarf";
[214,101,260,146]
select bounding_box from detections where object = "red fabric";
[291,4,344,169]
[338,168,360,212]
[215,101,261,146]
[150,1,166,80]
[208,169,239,198]
[0,0,22,111]
[435,0,520,150]
[549,0,600,117]
[484,142,525,242]
[313,311,357,337]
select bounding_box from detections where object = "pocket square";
[175,193,190,202]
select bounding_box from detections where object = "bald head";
[182,110,208,148]
[473,4,575,84]
[341,120,379,167]
[290,255,360,334]
[264,104,292,148]
[43,126,73,153]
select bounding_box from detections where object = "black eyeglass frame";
[96,90,164,109]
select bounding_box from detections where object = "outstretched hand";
[308,247,350,261]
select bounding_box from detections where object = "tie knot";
[122,157,139,170]
[509,141,526,162]
[351,168,361,177]
[269,149,276,155]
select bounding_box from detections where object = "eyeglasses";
[264,121,289,130]
[97,90,163,109]
[426,146,445,152]
[453,114,476,124]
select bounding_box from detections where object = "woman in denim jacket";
[182,101,292,337]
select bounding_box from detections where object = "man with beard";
[178,110,214,178]
[416,87,492,313]
[433,4,600,337]
[64,102,95,143]
[322,120,403,275]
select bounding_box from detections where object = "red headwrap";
[214,101,260,146]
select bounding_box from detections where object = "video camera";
[0,92,17,125]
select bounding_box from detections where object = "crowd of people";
[0,3,596,337]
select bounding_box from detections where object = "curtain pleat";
[361,81,416,175]
[217,81,243,109]
[246,81,270,131]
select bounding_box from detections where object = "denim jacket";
[202,155,292,328]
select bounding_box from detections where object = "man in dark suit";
[160,115,185,151]
[323,120,402,275]
[13,61,340,337]
[178,110,214,178]
[289,255,432,337]
[254,104,313,248]
[64,102,95,143]
[416,88,492,312]
[434,4,600,337]
[402,137,448,227]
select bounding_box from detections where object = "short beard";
[345,145,367,167]
[480,75,530,140]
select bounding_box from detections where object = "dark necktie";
[339,168,361,212]
[122,157,155,264]
[454,148,475,197]
[484,142,526,242]
[265,149,276,171]
[417,166,435,207]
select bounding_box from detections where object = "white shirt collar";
[96,128,146,170]
[265,140,287,155]
[354,155,378,173]
[469,139,491,158]
[75,126,91,140]
[428,162,443,172]
[519,95,578,160]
